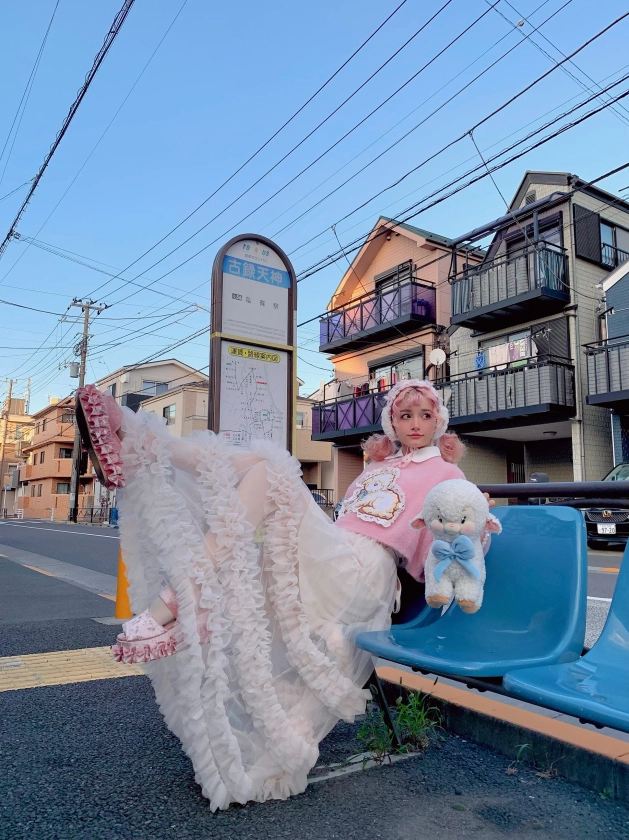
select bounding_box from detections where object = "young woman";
[77,379,476,811]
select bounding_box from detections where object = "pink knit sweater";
[335,446,464,581]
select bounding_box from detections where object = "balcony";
[602,243,629,269]
[312,390,389,444]
[319,265,436,354]
[436,359,575,434]
[585,335,629,413]
[451,242,569,331]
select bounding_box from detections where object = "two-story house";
[310,216,482,503]
[441,171,629,486]
[19,397,94,519]
[97,359,208,412]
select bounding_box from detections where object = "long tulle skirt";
[118,409,397,810]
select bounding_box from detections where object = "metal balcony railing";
[312,390,389,438]
[602,243,629,269]
[436,359,575,422]
[584,335,629,404]
[310,488,334,507]
[451,241,569,319]
[319,271,436,350]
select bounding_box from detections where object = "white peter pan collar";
[385,445,441,464]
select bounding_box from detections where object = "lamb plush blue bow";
[432,535,480,581]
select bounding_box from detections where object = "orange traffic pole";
[115,547,133,619]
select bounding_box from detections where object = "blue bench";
[356,506,588,678]
[503,541,629,734]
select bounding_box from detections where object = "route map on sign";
[219,342,288,447]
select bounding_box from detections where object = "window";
[142,380,168,396]
[61,413,75,425]
[37,484,42,497]
[106,383,117,398]
[31,485,35,497]
[39,451,45,464]
[42,419,47,431]
[56,482,70,495]
[296,411,305,428]
[163,404,176,425]
[574,204,629,267]
[35,423,40,435]
[59,447,73,459]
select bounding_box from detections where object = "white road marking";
[588,596,613,602]
[0,523,118,539]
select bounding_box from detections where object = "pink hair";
[362,385,466,464]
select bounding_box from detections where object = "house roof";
[96,358,208,385]
[603,259,629,293]
[509,171,629,215]
[30,396,74,420]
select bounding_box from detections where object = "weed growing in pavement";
[356,705,395,766]
[394,686,442,751]
[506,743,533,775]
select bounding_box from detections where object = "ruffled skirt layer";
[118,411,397,810]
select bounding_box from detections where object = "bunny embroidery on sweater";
[340,467,405,527]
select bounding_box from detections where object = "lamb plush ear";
[485,513,502,534]
[410,514,426,530]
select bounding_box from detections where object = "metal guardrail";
[477,481,629,500]
[584,334,629,398]
[310,488,334,507]
[75,506,111,524]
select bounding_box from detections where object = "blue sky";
[1,0,628,411]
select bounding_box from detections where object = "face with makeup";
[391,393,439,452]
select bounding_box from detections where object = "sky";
[1,0,629,412]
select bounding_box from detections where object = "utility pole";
[68,299,106,523]
[0,379,14,516]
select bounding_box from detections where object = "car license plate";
[597,523,616,535]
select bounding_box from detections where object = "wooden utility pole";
[0,379,14,515]
[68,299,106,523]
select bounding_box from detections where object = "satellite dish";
[429,348,447,367]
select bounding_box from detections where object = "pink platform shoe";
[111,587,212,664]
[75,384,125,490]
[111,610,177,664]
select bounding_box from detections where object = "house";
[140,381,209,437]
[441,170,629,486]
[0,397,33,515]
[310,216,482,503]
[585,258,629,465]
[97,359,208,412]
[295,393,332,502]
[18,397,95,520]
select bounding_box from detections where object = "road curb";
[378,666,629,803]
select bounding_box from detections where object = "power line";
[291,10,629,275]
[97,1,499,309]
[0,0,137,260]
[271,0,573,241]
[0,0,61,188]
[79,0,417,299]
[0,0,190,291]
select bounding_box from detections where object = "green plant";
[600,787,613,800]
[506,743,533,775]
[356,705,395,766]
[394,689,442,751]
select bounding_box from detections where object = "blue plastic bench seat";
[356,506,587,678]
[504,542,629,733]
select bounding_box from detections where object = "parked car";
[583,462,629,549]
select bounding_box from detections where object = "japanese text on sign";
[222,255,290,288]
[227,346,281,363]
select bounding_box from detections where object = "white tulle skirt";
[117,409,397,810]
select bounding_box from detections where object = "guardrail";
[477,481,629,501]
[310,488,334,507]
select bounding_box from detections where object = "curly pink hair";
[362,385,466,464]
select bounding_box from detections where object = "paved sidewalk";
[1,618,629,840]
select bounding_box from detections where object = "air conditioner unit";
[121,373,130,384]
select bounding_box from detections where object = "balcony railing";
[450,241,569,331]
[310,488,334,507]
[312,390,389,442]
[585,335,629,411]
[319,271,436,353]
[602,243,629,269]
[435,359,575,432]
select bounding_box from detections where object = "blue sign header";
[222,255,291,288]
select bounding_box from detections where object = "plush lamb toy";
[410,479,502,614]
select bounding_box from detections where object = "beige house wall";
[98,361,206,402]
